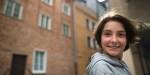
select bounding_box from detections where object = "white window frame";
[42,0,53,6]
[90,37,94,48]
[63,3,71,16]
[93,38,99,49]
[87,36,95,48]
[38,13,52,30]
[86,19,95,31]
[3,0,23,19]
[32,49,47,74]
[95,40,100,49]
[89,20,93,31]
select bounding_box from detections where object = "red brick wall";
[0,0,75,75]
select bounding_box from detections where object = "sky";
[97,0,105,2]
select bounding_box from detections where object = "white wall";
[123,49,136,75]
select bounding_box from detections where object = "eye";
[118,33,126,37]
[103,32,112,37]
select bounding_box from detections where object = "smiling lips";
[107,44,120,49]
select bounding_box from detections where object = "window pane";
[13,3,21,18]
[92,22,95,30]
[86,19,89,29]
[87,37,90,48]
[46,16,49,29]
[39,52,44,70]
[64,5,68,15]
[64,24,69,36]
[41,15,45,27]
[34,51,39,70]
[5,1,13,16]
[64,6,67,13]
[37,52,41,70]
[34,51,44,71]
[93,39,96,49]
[43,16,47,28]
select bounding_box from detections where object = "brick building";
[73,1,98,75]
[72,0,108,75]
[0,0,75,75]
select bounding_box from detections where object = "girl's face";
[101,21,127,59]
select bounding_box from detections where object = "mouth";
[107,45,120,49]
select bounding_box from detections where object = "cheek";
[120,38,127,47]
[101,36,110,46]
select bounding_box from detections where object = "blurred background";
[0,0,150,75]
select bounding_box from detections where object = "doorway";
[10,54,27,75]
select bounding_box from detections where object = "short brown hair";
[94,13,137,51]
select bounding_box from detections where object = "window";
[93,39,100,49]
[32,50,47,74]
[79,0,87,3]
[95,40,100,49]
[87,37,99,49]
[87,36,91,48]
[64,24,71,37]
[89,21,93,31]
[42,0,53,5]
[90,37,95,48]
[92,21,95,31]
[86,19,90,29]
[38,13,52,30]
[63,3,71,16]
[87,37,94,48]
[86,19,95,31]
[3,0,23,19]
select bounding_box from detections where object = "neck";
[102,52,123,60]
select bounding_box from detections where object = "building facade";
[72,0,109,75]
[0,0,75,75]
[73,1,99,75]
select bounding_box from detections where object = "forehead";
[103,21,125,31]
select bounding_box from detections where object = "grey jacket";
[87,52,131,75]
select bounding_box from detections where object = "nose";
[111,35,118,43]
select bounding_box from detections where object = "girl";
[87,12,137,75]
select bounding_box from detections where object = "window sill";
[32,70,46,74]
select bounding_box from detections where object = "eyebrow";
[102,30,126,33]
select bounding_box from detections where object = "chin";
[107,51,121,57]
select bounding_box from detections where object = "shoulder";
[93,60,113,73]
[88,59,113,75]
